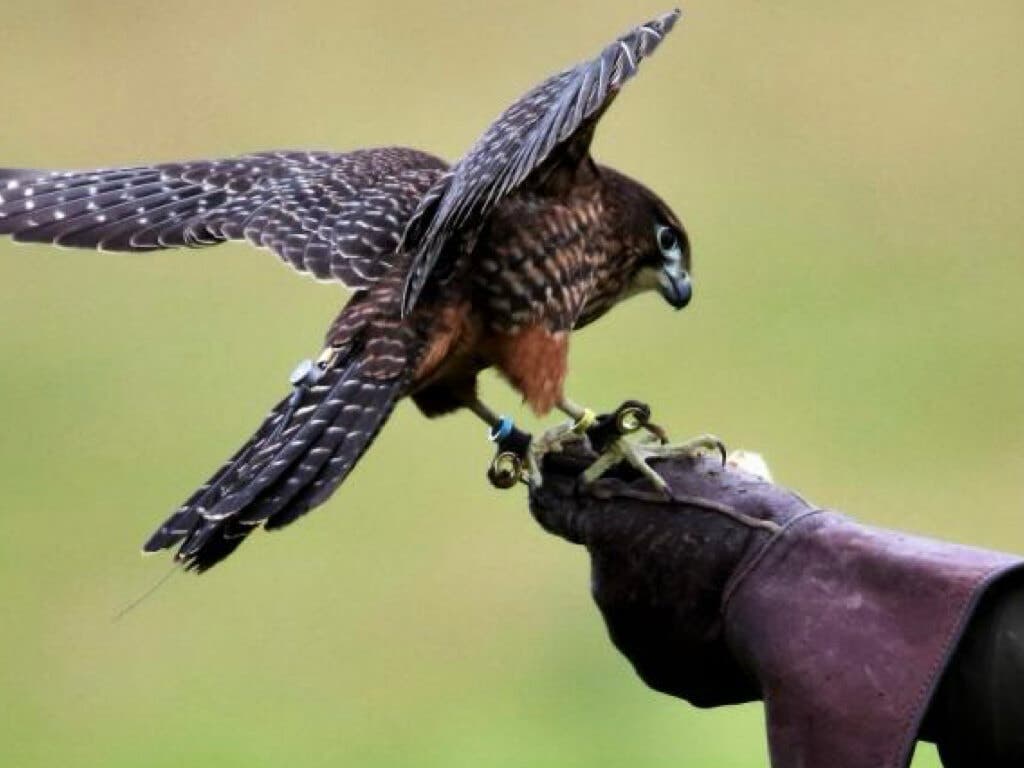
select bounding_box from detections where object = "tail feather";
[142,397,291,552]
[263,378,403,530]
[240,374,400,527]
[144,347,407,572]
[198,355,363,522]
[141,380,318,553]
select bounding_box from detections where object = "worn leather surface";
[530,451,1023,768]
[532,451,787,706]
[724,511,1021,768]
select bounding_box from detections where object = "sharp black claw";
[714,439,728,466]
[645,420,670,445]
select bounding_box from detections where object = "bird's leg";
[577,400,726,494]
[533,397,664,456]
[466,394,722,493]
[466,398,539,489]
[532,397,659,466]
[470,394,600,489]
[527,397,597,457]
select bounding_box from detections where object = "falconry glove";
[530,447,1024,768]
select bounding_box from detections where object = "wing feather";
[399,9,681,313]
[0,147,448,290]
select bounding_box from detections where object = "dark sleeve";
[922,569,1024,766]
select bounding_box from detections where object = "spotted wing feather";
[0,147,447,290]
[144,337,413,572]
[400,9,681,312]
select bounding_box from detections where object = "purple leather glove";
[528,447,774,707]
[529,444,1024,768]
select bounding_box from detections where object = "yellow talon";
[571,407,597,434]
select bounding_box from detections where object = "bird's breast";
[472,196,611,334]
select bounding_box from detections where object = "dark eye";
[656,225,679,255]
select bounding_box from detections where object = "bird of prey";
[0,9,715,571]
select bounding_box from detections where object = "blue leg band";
[489,416,514,443]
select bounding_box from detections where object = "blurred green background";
[1,1,1022,766]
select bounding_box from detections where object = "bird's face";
[623,215,692,310]
[598,169,696,311]
[586,168,693,320]
[651,220,692,309]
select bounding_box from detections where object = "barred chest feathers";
[471,189,639,334]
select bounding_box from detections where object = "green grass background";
[2,2,1023,766]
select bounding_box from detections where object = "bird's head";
[604,169,692,311]
[626,186,692,309]
[642,214,692,310]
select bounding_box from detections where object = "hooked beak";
[658,266,692,309]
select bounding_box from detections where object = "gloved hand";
[530,442,1024,767]
[528,444,776,706]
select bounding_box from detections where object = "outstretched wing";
[0,147,447,290]
[400,9,681,313]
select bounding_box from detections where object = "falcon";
[0,9,717,571]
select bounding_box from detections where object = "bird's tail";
[143,345,407,572]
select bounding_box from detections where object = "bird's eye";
[656,224,680,258]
